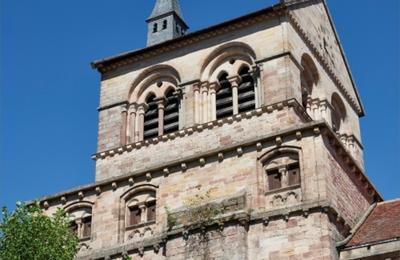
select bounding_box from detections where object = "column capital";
[120,104,129,113]
[227,75,241,87]
[137,103,148,114]
[208,81,219,91]
[200,81,209,93]
[154,97,166,109]
[193,81,203,92]
[128,103,138,113]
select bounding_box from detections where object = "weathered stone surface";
[36,1,388,259]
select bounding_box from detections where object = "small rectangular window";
[129,207,142,226]
[82,217,92,238]
[147,201,156,222]
[288,163,301,186]
[267,169,282,190]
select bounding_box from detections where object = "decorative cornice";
[74,200,348,260]
[28,114,382,210]
[93,99,310,160]
[91,5,284,73]
[286,11,363,116]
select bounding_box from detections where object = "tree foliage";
[0,202,79,260]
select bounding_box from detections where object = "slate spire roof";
[148,0,184,21]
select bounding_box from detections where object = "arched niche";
[200,42,256,82]
[300,53,319,108]
[331,92,347,132]
[129,65,181,104]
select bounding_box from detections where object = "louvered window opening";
[238,68,256,114]
[216,74,233,119]
[129,206,142,226]
[288,163,301,186]
[147,201,156,222]
[82,216,92,238]
[144,96,159,140]
[164,91,179,135]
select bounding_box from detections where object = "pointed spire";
[148,0,184,21]
[146,0,189,46]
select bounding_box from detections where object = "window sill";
[125,220,156,231]
[79,236,91,242]
[264,184,301,196]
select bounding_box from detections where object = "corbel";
[111,182,118,191]
[153,243,160,253]
[256,142,263,152]
[128,178,135,186]
[163,168,170,177]
[95,186,102,196]
[61,196,67,205]
[218,152,224,162]
[199,158,206,167]
[146,172,152,182]
[237,147,243,157]
[181,163,187,172]
[78,191,84,200]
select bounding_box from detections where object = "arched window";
[126,190,156,227]
[144,94,159,140]
[164,89,179,135]
[216,72,233,119]
[331,93,346,133]
[153,23,158,33]
[263,151,301,191]
[300,54,319,109]
[162,20,167,30]
[67,207,92,240]
[238,66,256,113]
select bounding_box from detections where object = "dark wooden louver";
[216,73,233,119]
[164,90,179,134]
[238,67,255,113]
[144,95,159,140]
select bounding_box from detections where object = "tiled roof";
[347,199,400,247]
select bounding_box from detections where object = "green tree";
[0,202,79,260]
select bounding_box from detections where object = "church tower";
[146,0,188,46]
[33,0,400,259]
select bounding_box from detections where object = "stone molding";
[91,6,282,73]
[29,117,381,212]
[93,98,310,159]
[286,10,363,116]
[74,200,346,260]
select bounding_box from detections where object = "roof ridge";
[377,198,400,205]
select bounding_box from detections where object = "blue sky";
[1,0,399,210]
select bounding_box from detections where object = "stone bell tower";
[146,0,189,46]
[33,0,397,259]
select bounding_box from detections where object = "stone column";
[75,219,82,239]
[193,83,200,124]
[156,98,166,136]
[229,76,241,115]
[201,83,209,123]
[279,166,289,188]
[137,105,147,142]
[209,82,218,121]
[139,205,147,223]
[128,103,137,144]
[252,64,263,108]
[120,105,128,146]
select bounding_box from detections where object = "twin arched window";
[216,72,233,119]
[143,89,180,140]
[216,66,256,120]
[125,189,156,227]
[263,151,301,192]
[238,66,256,114]
[67,206,92,240]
